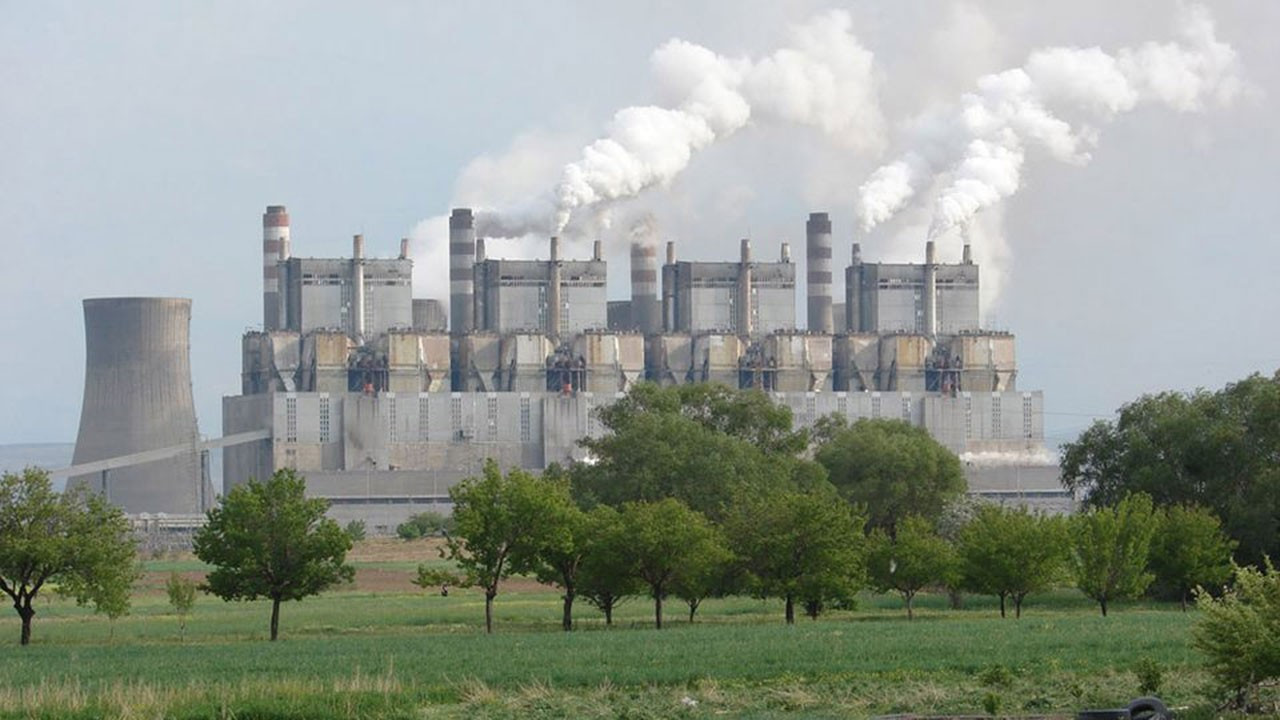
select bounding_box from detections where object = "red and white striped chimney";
[262,205,289,330]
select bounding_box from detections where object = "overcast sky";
[3,0,1277,448]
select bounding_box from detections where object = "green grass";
[0,584,1222,719]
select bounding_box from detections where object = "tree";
[529,471,593,631]
[618,499,730,629]
[814,417,965,535]
[1068,494,1158,616]
[865,515,957,620]
[166,572,197,641]
[1192,560,1280,709]
[593,382,807,456]
[575,505,642,626]
[435,460,570,633]
[727,487,866,624]
[0,468,139,646]
[958,504,1067,618]
[1151,504,1237,610]
[193,469,354,641]
[1061,373,1280,565]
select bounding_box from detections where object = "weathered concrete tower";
[806,212,834,333]
[70,298,204,514]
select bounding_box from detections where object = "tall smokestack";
[806,212,834,333]
[846,242,862,333]
[780,242,791,263]
[738,239,753,338]
[592,239,603,261]
[399,237,410,260]
[449,208,476,335]
[630,242,659,334]
[923,240,937,338]
[963,242,973,264]
[352,234,366,343]
[548,237,562,338]
[662,241,677,332]
[262,205,289,330]
[70,298,205,514]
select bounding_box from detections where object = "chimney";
[806,212,834,333]
[923,240,937,338]
[662,241,677,332]
[845,242,862,333]
[738,239,753,337]
[630,243,659,334]
[475,237,486,261]
[963,242,973,264]
[352,234,366,343]
[262,205,289,331]
[449,208,475,335]
[548,237,562,338]
[399,237,410,260]
[592,239,603,262]
[780,242,791,263]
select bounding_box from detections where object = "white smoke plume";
[856,4,1245,239]
[546,9,882,235]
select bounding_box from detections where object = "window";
[319,394,330,443]
[285,396,297,443]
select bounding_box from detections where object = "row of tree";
[428,459,1237,633]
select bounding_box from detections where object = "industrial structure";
[223,206,1066,531]
[69,297,213,514]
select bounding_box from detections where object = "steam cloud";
[476,9,882,238]
[856,4,1245,240]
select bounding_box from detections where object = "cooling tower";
[70,298,204,514]
[806,212,834,333]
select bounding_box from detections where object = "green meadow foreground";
[0,541,1220,719]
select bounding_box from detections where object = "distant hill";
[0,443,75,489]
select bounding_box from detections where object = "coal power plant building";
[225,206,1067,532]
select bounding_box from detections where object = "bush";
[1132,656,1163,696]
[1192,561,1280,708]
[344,520,367,542]
[396,511,454,540]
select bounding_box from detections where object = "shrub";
[344,520,367,542]
[1192,560,1280,708]
[396,511,453,540]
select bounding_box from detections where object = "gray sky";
[3,0,1277,448]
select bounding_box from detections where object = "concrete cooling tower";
[70,298,206,514]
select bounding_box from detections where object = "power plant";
[218,205,1065,532]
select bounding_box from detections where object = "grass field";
[0,539,1229,719]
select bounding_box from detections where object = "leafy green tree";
[618,499,730,629]
[814,417,965,535]
[193,469,354,641]
[529,473,593,631]
[1068,494,1159,616]
[1192,560,1280,708]
[727,487,866,624]
[865,515,957,620]
[0,468,139,646]
[166,572,197,641]
[435,460,570,633]
[575,505,641,625]
[1151,504,1237,610]
[576,411,782,520]
[594,382,807,456]
[958,504,1067,618]
[1062,372,1280,565]
[95,561,140,640]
